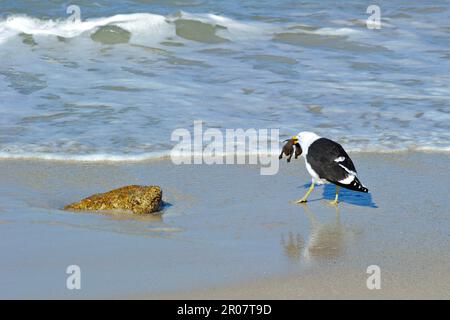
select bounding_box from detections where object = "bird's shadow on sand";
[299,183,378,208]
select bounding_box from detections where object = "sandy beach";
[1,0,450,302]
[0,152,448,299]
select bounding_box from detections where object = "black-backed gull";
[287,132,368,205]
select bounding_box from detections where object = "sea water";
[0,0,449,160]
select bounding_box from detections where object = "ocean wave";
[1,9,449,162]
[0,11,376,49]
[0,13,172,44]
[0,11,268,45]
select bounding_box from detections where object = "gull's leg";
[328,185,340,205]
[296,181,315,203]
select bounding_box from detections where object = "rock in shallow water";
[64,185,162,214]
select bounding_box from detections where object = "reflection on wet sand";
[303,206,347,261]
[35,217,183,238]
[280,232,304,262]
[104,211,163,222]
[280,205,352,263]
[31,206,184,239]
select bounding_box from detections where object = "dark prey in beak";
[279,138,302,162]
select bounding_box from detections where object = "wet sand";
[0,152,449,299]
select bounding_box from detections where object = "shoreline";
[0,148,449,164]
[0,152,449,299]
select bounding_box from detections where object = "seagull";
[289,132,368,205]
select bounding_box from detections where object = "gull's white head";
[295,131,321,155]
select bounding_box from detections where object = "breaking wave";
[0,11,268,45]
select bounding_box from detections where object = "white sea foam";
[0,13,175,45]
[0,12,269,45]
[0,12,394,46]
[0,151,170,162]
[0,145,448,163]
[312,27,362,37]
